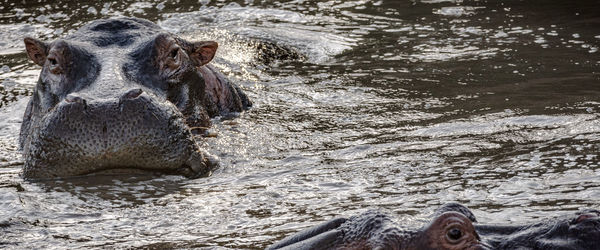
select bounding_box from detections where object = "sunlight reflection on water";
[0,0,599,248]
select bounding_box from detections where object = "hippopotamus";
[19,17,251,179]
[268,203,600,250]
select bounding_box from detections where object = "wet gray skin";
[268,203,600,250]
[19,17,251,179]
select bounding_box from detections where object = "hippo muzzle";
[22,87,210,179]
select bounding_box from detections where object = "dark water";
[1,0,599,248]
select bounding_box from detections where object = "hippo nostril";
[574,213,598,224]
[122,88,143,100]
[65,94,86,105]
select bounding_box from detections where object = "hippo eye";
[446,227,463,242]
[48,58,58,65]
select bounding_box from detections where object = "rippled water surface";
[1,0,599,249]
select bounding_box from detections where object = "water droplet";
[0,65,10,73]
[87,7,97,15]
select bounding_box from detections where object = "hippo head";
[268,203,600,250]
[18,18,238,179]
[267,206,485,250]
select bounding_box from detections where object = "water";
[1,0,599,248]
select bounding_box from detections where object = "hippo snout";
[22,88,212,179]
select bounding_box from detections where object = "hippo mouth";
[20,91,216,179]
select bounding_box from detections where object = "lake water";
[0,0,599,248]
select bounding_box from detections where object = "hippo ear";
[188,41,218,66]
[24,37,48,66]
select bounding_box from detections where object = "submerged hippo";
[20,17,251,179]
[268,203,600,250]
